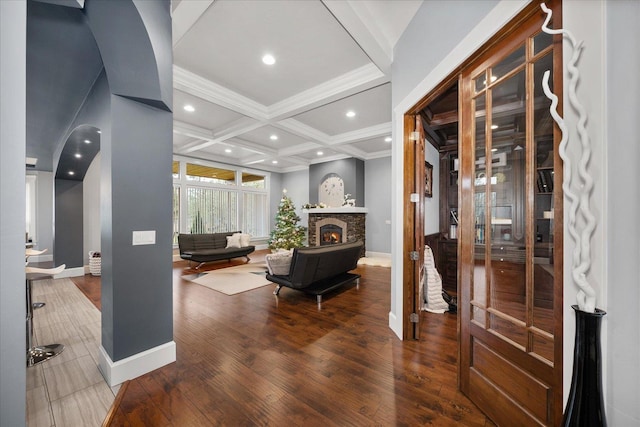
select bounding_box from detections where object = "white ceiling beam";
[274,119,331,145]
[174,66,269,120]
[172,0,215,47]
[180,118,266,154]
[322,0,392,76]
[268,63,387,121]
[329,122,392,145]
[277,142,324,157]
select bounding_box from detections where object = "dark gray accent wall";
[84,0,172,111]
[0,2,27,425]
[308,158,365,206]
[102,95,173,360]
[54,179,84,267]
[27,0,103,172]
[365,157,391,253]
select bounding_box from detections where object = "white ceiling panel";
[293,83,392,136]
[173,0,372,106]
[173,89,245,130]
[236,125,311,150]
[346,136,393,154]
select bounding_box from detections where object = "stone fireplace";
[305,207,367,257]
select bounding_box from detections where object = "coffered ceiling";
[25,0,422,174]
[171,0,423,172]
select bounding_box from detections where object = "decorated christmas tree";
[268,190,306,250]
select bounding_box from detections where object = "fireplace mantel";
[303,207,368,214]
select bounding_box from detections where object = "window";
[172,185,180,245]
[186,163,236,185]
[172,158,269,243]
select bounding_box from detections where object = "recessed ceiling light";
[184,104,195,112]
[224,148,232,153]
[317,151,324,156]
[345,110,356,118]
[483,75,498,85]
[84,139,91,144]
[96,130,101,134]
[74,153,82,158]
[491,124,499,130]
[262,54,276,65]
[270,134,278,141]
[272,160,278,164]
[384,137,392,142]
[68,171,75,176]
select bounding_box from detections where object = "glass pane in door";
[532,53,556,349]
[472,92,487,321]
[488,70,526,324]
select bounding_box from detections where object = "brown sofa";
[178,232,255,269]
[266,241,363,305]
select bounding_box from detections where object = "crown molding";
[172,0,215,47]
[321,0,392,75]
[363,150,391,160]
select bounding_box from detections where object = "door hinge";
[410,313,419,323]
[409,251,419,261]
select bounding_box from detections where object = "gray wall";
[54,179,84,267]
[282,169,310,242]
[364,157,391,254]
[83,153,101,264]
[308,158,365,206]
[0,1,27,425]
[392,0,499,107]
[269,172,283,232]
[605,1,640,424]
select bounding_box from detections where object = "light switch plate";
[132,230,156,246]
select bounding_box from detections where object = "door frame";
[400,0,563,424]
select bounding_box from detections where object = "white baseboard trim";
[254,243,269,250]
[53,266,85,279]
[389,311,402,340]
[365,251,391,259]
[98,341,176,387]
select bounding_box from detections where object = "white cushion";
[239,233,251,247]
[265,252,293,275]
[226,234,242,248]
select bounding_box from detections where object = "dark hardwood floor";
[82,251,492,426]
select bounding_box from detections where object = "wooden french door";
[402,115,425,340]
[459,2,564,425]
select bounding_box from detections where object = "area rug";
[183,263,271,295]
[357,257,391,268]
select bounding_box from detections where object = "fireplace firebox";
[319,224,343,245]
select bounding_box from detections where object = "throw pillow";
[265,252,292,275]
[239,233,251,247]
[226,234,242,248]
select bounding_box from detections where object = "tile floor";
[26,277,117,426]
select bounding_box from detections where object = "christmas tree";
[268,190,306,250]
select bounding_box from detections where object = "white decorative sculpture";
[540,3,597,313]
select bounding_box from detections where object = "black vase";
[563,305,607,426]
